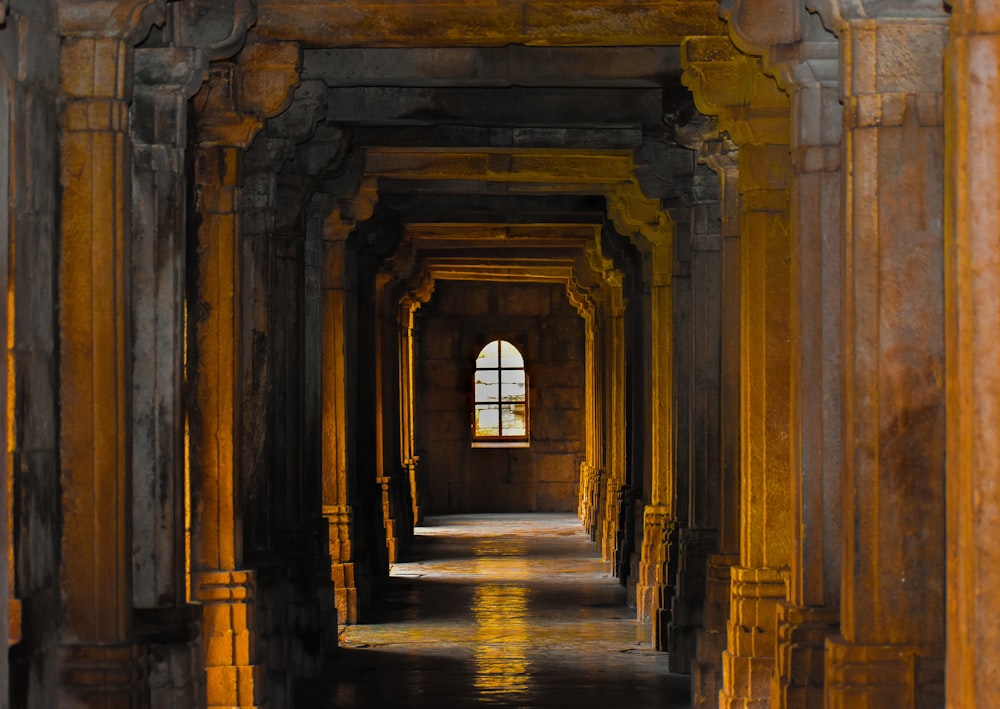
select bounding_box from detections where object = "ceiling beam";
[257,1,726,48]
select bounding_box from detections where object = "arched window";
[473,339,528,441]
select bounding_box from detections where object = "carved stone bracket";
[681,36,789,147]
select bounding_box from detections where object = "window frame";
[471,339,530,447]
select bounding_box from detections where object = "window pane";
[500,403,527,437]
[500,370,525,402]
[475,404,501,437]
[476,340,500,369]
[498,340,523,368]
[475,369,500,403]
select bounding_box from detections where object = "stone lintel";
[302,45,682,87]
[256,0,726,48]
[58,0,164,42]
[363,146,637,185]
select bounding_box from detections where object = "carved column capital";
[193,37,301,149]
[605,181,673,261]
[681,36,790,146]
[766,15,839,93]
[321,176,380,242]
[237,36,301,118]
[193,64,262,148]
[133,45,206,97]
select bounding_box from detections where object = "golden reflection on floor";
[472,583,531,697]
[298,513,691,708]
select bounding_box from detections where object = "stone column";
[668,155,723,673]
[813,3,948,705]
[317,178,379,625]
[188,39,299,708]
[130,44,206,709]
[56,2,162,704]
[605,183,676,628]
[944,0,1000,707]
[945,3,1000,705]
[598,266,627,574]
[398,295,423,525]
[767,15,843,709]
[691,137,741,708]
[374,271,403,562]
[683,38,793,707]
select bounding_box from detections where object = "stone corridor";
[297,514,691,709]
[4,0,1000,707]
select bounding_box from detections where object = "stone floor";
[297,513,692,708]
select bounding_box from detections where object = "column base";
[196,570,267,709]
[825,636,944,709]
[668,527,718,671]
[693,553,738,708]
[134,605,204,709]
[332,562,358,625]
[58,642,148,709]
[694,627,727,708]
[772,602,838,709]
[719,565,787,707]
[635,505,676,625]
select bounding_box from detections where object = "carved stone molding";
[809,0,947,34]
[58,0,165,42]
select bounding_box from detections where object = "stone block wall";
[416,281,585,514]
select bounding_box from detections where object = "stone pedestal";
[772,602,838,708]
[669,528,717,673]
[719,566,786,708]
[693,552,738,708]
[196,571,266,709]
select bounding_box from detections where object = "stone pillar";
[188,39,299,708]
[692,137,741,708]
[814,4,948,706]
[605,183,676,628]
[398,295,424,525]
[374,271,403,563]
[767,15,843,709]
[317,178,379,625]
[945,2,1000,706]
[56,3,163,703]
[598,267,627,573]
[130,44,206,709]
[668,155,723,673]
[683,37,793,707]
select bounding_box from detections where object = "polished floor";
[298,513,692,708]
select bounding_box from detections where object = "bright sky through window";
[473,340,528,439]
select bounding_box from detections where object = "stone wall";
[416,281,585,514]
